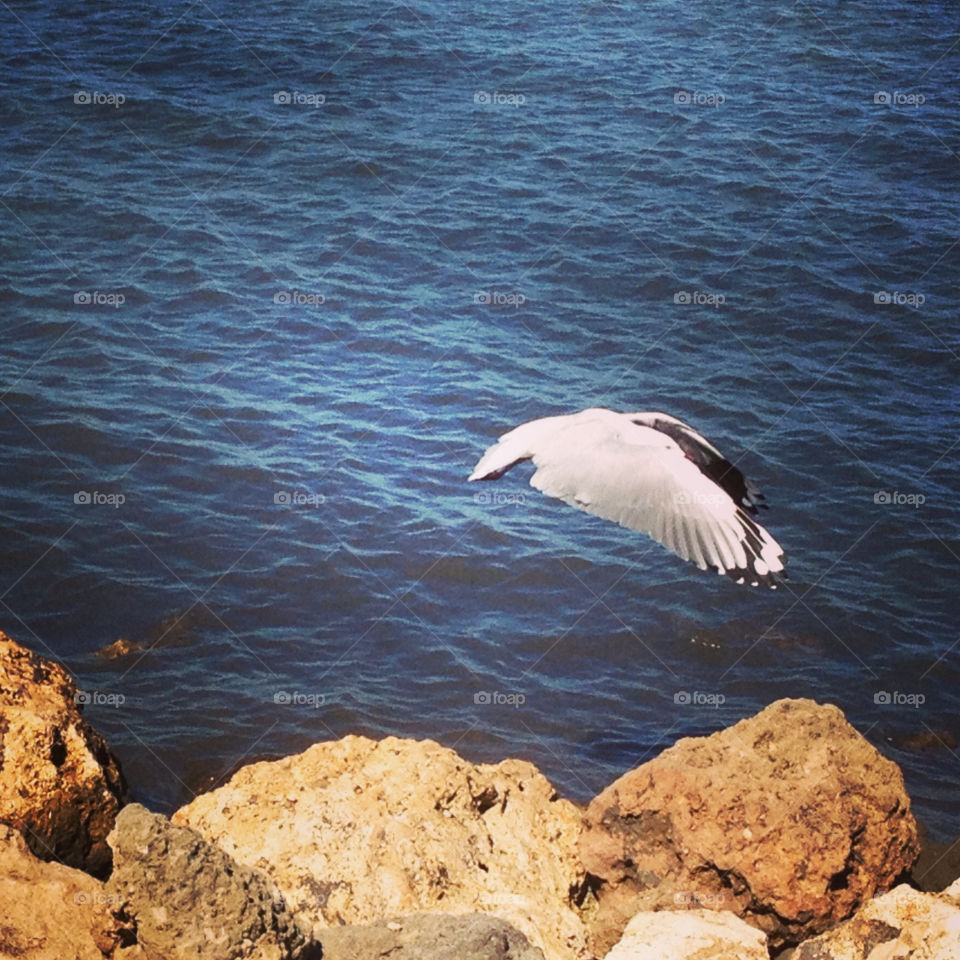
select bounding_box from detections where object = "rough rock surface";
[0,630,128,875]
[603,909,768,960]
[174,735,588,960]
[792,883,960,960]
[318,912,544,960]
[579,698,919,953]
[0,823,143,959]
[106,803,319,960]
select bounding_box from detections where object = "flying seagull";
[468,407,786,588]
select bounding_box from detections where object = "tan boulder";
[0,823,142,959]
[173,735,588,960]
[792,883,960,959]
[579,698,919,953]
[0,631,128,875]
[602,909,768,960]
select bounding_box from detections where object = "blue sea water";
[1,1,958,839]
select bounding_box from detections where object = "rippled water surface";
[1,1,958,837]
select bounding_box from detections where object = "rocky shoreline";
[1,629,957,959]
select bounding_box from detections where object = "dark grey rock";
[106,803,320,959]
[318,912,545,960]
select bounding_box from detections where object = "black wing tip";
[710,561,787,588]
[735,567,787,589]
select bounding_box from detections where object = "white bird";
[468,407,786,588]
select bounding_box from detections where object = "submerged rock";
[0,630,128,875]
[93,637,144,660]
[174,735,588,960]
[579,698,919,953]
[94,606,224,661]
[889,729,958,751]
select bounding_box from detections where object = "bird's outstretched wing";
[629,411,767,515]
[468,408,786,587]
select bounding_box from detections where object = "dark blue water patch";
[1,0,958,839]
